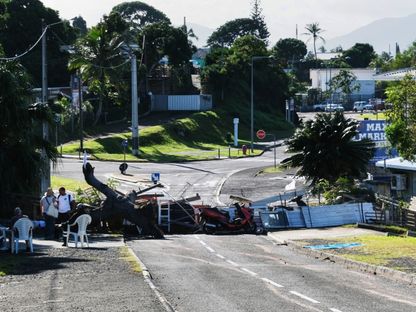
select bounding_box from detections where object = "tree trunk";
[80,162,164,238]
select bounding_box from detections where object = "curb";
[269,234,416,286]
[126,245,177,312]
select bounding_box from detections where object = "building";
[374,157,416,200]
[310,68,376,102]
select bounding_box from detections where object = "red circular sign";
[256,129,266,140]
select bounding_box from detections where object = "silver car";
[325,104,344,112]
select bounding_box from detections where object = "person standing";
[40,187,57,239]
[57,187,74,224]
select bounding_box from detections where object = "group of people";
[40,186,75,245]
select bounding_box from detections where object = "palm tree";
[0,60,58,213]
[69,15,126,126]
[304,23,325,60]
[281,112,375,185]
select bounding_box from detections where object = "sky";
[41,0,416,46]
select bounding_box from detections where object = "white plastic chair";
[64,214,92,248]
[12,218,34,254]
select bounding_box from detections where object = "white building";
[310,68,376,101]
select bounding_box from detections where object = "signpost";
[119,140,128,174]
[257,129,277,169]
[151,173,160,184]
[256,129,266,140]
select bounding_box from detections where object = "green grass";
[358,112,387,120]
[51,176,90,192]
[258,166,284,174]
[321,235,416,270]
[62,106,294,162]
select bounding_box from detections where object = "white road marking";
[205,246,215,253]
[193,235,200,240]
[289,291,320,304]
[216,254,225,259]
[261,277,284,288]
[330,309,343,312]
[43,300,65,304]
[199,240,207,246]
[226,260,239,267]
[241,268,258,276]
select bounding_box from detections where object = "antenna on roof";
[296,24,298,39]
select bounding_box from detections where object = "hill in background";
[325,13,416,54]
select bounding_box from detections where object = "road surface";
[130,234,416,312]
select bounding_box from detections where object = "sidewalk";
[0,235,166,312]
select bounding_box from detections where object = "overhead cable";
[0,27,47,62]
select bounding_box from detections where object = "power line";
[0,27,47,62]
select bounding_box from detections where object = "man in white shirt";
[57,187,74,224]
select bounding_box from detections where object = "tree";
[69,13,128,125]
[207,18,260,47]
[385,74,416,161]
[272,38,307,67]
[111,1,170,34]
[328,69,360,102]
[304,23,325,60]
[281,112,375,185]
[343,43,376,68]
[202,35,289,112]
[72,16,88,36]
[139,22,194,68]
[0,57,58,214]
[0,0,76,87]
[250,0,270,42]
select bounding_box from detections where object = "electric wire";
[0,27,47,62]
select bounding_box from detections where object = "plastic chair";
[12,218,34,254]
[64,214,92,248]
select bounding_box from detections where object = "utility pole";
[40,19,50,194]
[79,73,84,156]
[131,53,139,156]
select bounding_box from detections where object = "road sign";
[256,129,266,140]
[151,172,160,184]
[121,139,128,148]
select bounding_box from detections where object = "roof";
[375,157,416,172]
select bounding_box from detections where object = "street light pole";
[250,56,273,153]
[131,52,139,156]
[40,19,50,194]
[250,58,254,153]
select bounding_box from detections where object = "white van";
[353,101,367,112]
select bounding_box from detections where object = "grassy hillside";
[61,103,294,162]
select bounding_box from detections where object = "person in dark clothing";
[8,207,30,251]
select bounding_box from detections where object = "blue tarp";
[304,242,363,250]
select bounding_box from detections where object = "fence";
[375,194,416,230]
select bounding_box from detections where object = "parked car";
[369,98,385,110]
[362,104,375,111]
[313,103,327,112]
[353,101,367,112]
[325,104,344,112]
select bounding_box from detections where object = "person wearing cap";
[40,187,57,239]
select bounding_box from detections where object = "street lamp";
[121,43,140,156]
[40,18,74,194]
[251,55,274,152]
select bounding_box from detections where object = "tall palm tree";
[304,23,325,60]
[281,112,375,185]
[69,15,126,126]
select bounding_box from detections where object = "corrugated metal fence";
[260,203,374,230]
[151,94,212,112]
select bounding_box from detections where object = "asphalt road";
[130,234,416,312]
[53,145,288,206]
